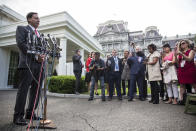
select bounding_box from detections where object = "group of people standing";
[82,48,147,102]
[79,40,196,104]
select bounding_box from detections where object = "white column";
[0,48,10,89]
[58,38,67,75]
[79,48,85,76]
[79,48,84,64]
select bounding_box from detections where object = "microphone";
[28,30,31,44]
[52,36,57,43]
[41,33,44,38]
[32,32,36,45]
[47,34,55,44]
[40,33,45,46]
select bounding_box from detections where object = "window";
[7,51,19,85]
[114,43,120,49]
[102,45,105,51]
[108,44,113,51]
[149,32,154,37]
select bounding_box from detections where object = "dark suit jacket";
[127,56,140,75]
[16,25,40,68]
[136,52,146,75]
[72,54,83,72]
[107,56,122,74]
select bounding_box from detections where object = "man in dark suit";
[107,49,122,100]
[135,47,147,100]
[127,52,145,101]
[72,49,83,95]
[13,12,45,125]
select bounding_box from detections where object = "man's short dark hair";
[26,12,38,22]
[95,52,100,56]
[75,49,80,53]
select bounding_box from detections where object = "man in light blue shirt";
[106,49,123,101]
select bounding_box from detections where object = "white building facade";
[0,5,103,89]
[94,20,129,58]
[94,21,163,57]
[162,33,196,49]
[129,26,162,54]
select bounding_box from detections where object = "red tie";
[35,29,39,37]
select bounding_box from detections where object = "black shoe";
[25,114,43,120]
[128,98,133,101]
[108,97,112,101]
[149,100,154,103]
[153,101,159,104]
[118,97,122,100]
[95,92,99,95]
[177,100,185,105]
[13,117,28,126]
[75,92,80,95]
[122,93,126,96]
[139,98,145,101]
[162,98,168,101]
[102,98,106,101]
[88,98,93,101]
[161,97,164,101]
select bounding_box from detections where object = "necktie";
[35,29,39,37]
[115,57,119,71]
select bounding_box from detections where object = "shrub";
[48,75,87,94]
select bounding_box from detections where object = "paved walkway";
[0,90,196,131]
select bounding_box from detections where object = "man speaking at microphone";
[13,12,45,125]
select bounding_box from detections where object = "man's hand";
[143,58,148,64]
[122,58,126,64]
[128,53,132,57]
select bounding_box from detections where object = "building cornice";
[0,4,25,21]
[0,11,103,54]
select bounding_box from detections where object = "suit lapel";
[26,25,34,34]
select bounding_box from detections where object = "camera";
[94,63,100,69]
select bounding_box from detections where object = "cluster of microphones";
[27,31,62,59]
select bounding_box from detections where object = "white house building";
[0,5,103,89]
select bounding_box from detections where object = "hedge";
[48,75,87,94]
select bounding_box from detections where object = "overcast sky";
[1,0,196,37]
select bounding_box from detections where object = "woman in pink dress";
[175,40,196,103]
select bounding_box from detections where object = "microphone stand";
[39,35,57,129]
[29,34,58,129]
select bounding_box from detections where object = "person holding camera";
[175,40,196,104]
[127,52,145,101]
[129,42,136,56]
[121,50,130,96]
[72,49,84,95]
[145,44,162,104]
[107,49,123,101]
[88,52,105,101]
